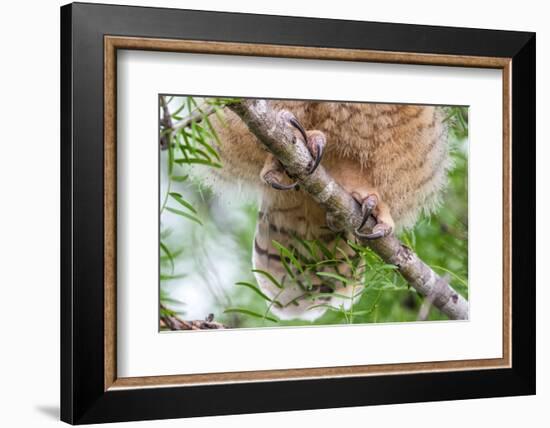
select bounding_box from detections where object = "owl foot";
[304,131,326,175]
[282,111,326,175]
[354,193,379,231]
[261,153,298,191]
[263,112,327,191]
[352,193,394,240]
[325,211,345,233]
[355,222,392,240]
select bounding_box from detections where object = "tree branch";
[160,307,227,330]
[171,103,216,132]
[229,99,469,320]
[160,100,217,150]
[159,96,173,150]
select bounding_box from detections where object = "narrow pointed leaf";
[224,308,278,323]
[165,207,203,225]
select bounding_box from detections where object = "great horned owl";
[210,100,450,320]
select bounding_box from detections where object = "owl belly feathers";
[211,101,450,320]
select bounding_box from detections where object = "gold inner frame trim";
[104,36,512,391]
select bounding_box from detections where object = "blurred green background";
[159,97,468,329]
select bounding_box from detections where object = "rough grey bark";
[229,99,469,321]
[160,307,227,330]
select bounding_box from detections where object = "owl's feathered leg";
[352,192,395,240]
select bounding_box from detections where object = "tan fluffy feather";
[208,100,451,320]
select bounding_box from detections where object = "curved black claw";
[353,193,379,231]
[270,180,299,191]
[288,116,309,145]
[285,112,325,175]
[307,134,325,175]
[354,222,392,240]
[262,170,298,191]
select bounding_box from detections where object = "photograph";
[158,96,469,330]
[56,2,536,424]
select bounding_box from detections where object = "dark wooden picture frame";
[61,2,535,424]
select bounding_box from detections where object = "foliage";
[445,106,469,141]
[159,98,469,328]
[159,96,239,318]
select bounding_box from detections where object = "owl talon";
[262,169,298,191]
[306,132,326,174]
[354,222,392,240]
[353,193,379,231]
[287,115,309,146]
[284,111,326,175]
[352,193,392,239]
[270,181,299,191]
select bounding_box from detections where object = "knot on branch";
[389,244,415,268]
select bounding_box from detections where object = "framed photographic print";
[60,2,536,424]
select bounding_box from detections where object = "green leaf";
[160,227,173,240]
[336,247,352,265]
[171,175,189,182]
[177,135,211,160]
[251,269,283,289]
[224,308,278,323]
[279,256,296,280]
[211,104,228,126]
[190,120,200,153]
[167,135,174,176]
[168,192,197,214]
[186,97,194,121]
[160,298,184,307]
[346,240,365,254]
[272,240,304,274]
[196,136,221,161]
[292,235,318,261]
[235,282,282,307]
[174,158,222,168]
[171,100,186,117]
[304,292,352,300]
[160,306,176,317]
[312,259,341,267]
[160,247,183,261]
[191,125,221,161]
[306,303,342,313]
[197,109,222,147]
[179,128,192,162]
[316,271,354,285]
[175,132,189,160]
[159,241,174,273]
[376,264,399,271]
[160,273,187,280]
[165,206,203,225]
[188,96,198,109]
[314,239,336,260]
[431,265,468,288]
[351,308,378,316]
